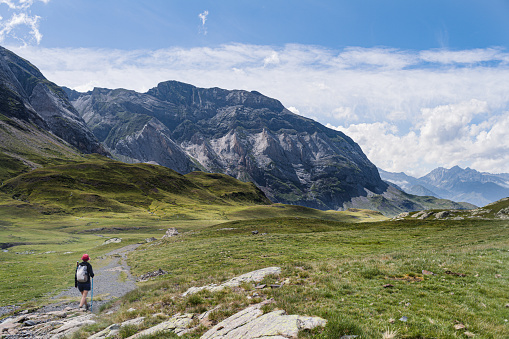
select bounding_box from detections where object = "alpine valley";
[1,46,509,339]
[0,45,474,215]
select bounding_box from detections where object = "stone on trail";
[182,267,281,297]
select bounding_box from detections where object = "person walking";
[75,253,94,311]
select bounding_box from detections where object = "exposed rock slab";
[126,313,194,338]
[201,300,326,339]
[182,267,281,296]
[89,317,145,339]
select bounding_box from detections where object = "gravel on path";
[39,243,141,313]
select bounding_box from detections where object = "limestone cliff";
[67,81,388,210]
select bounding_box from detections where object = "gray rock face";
[68,80,387,210]
[0,46,107,155]
[182,266,282,297]
[201,300,327,339]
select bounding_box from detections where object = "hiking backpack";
[76,264,88,283]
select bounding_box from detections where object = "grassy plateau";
[0,159,508,338]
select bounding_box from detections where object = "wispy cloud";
[198,10,208,35]
[8,44,509,175]
[0,0,48,45]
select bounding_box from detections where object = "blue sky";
[2,0,509,177]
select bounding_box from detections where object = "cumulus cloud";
[7,44,509,174]
[0,0,48,44]
[329,100,509,176]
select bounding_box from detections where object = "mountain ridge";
[380,166,509,206]
[66,80,388,211]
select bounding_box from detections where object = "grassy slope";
[123,217,509,338]
[0,159,384,306]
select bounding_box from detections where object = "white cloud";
[7,44,509,175]
[331,106,357,121]
[198,10,208,35]
[419,48,505,64]
[329,101,509,176]
[263,51,280,67]
[0,0,48,44]
[287,106,300,114]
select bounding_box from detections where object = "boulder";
[103,238,122,245]
[162,228,179,238]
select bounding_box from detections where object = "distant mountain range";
[379,166,509,207]
[0,45,476,216]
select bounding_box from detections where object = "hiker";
[75,253,94,311]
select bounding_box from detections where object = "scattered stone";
[388,318,395,324]
[495,207,509,219]
[89,324,120,339]
[422,270,435,275]
[393,212,409,220]
[255,284,266,289]
[412,211,433,219]
[127,308,137,312]
[399,316,408,322]
[182,267,281,296]
[383,284,394,288]
[137,268,168,282]
[251,230,259,235]
[201,300,326,339]
[23,320,38,326]
[103,237,122,245]
[145,237,157,243]
[162,228,179,238]
[270,283,283,289]
[434,211,451,219]
[505,303,509,308]
[464,331,475,337]
[47,313,96,338]
[495,274,502,278]
[454,323,466,330]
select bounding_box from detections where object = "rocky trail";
[41,243,141,314]
[1,263,328,338]
[0,244,141,337]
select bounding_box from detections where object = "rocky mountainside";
[65,81,388,210]
[0,46,106,156]
[380,166,509,207]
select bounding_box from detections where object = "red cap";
[81,254,90,261]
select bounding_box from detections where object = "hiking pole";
[90,277,94,312]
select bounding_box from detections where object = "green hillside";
[0,159,272,214]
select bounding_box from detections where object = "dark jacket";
[75,261,94,287]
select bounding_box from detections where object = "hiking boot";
[85,304,89,311]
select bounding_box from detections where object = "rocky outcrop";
[0,308,95,338]
[68,81,388,210]
[162,227,179,238]
[182,266,282,297]
[0,46,107,155]
[201,300,327,339]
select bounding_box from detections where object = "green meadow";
[0,159,508,338]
